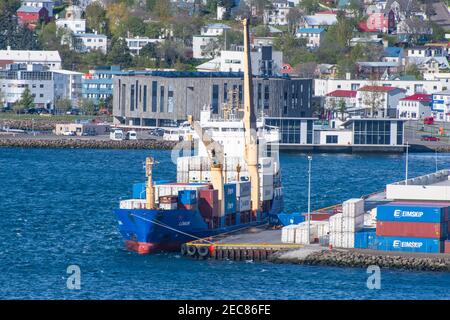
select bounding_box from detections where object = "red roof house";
[17,5,49,29]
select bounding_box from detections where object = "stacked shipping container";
[375,202,450,253]
[329,199,365,248]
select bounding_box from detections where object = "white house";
[314,78,444,97]
[408,57,450,75]
[196,46,283,76]
[125,37,163,56]
[73,32,108,54]
[303,13,337,29]
[397,93,432,120]
[192,24,231,59]
[296,28,325,48]
[431,90,450,121]
[55,5,86,34]
[0,47,61,69]
[355,85,406,117]
[324,90,357,118]
[22,0,54,17]
[200,23,231,36]
[263,0,294,26]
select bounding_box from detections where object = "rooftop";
[17,5,45,13]
[0,48,61,63]
[205,23,231,30]
[304,14,337,26]
[326,90,357,97]
[384,46,404,57]
[358,85,402,92]
[357,61,399,67]
[400,93,432,102]
[298,28,325,34]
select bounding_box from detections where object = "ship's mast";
[242,18,259,211]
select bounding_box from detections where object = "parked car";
[62,131,76,136]
[66,108,80,115]
[150,128,164,137]
[423,117,434,125]
[421,135,440,141]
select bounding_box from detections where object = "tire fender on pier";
[187,245,197,256]
[198,246,209,258]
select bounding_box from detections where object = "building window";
[224,83,228,102]
[130,84,135,111]
[151,81,157,112]
[143,85,147,112]
[211,84,219,114]
[264,84,269,109]
[168,85,174,113]
[396,121,403,145]
[326,135,338,144]
[354,120,391,145]
[257,83,262,109]
[307,120,313,144]
[160,85,165,112]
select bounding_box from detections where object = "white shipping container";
[341,215,364,233]
[316,221,329,238]
[188,170,202,182]
[328,213,343,233]
[177,171,189,183]
[329,231,355,248]
[294,225,318,244]
[281,225,297,243]
[342,198,365,218]
[119,199,146,209]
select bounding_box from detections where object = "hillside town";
[1,0,450,144]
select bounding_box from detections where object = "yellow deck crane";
[145,157,156,209]
[242,18,260,212]
[187,115,226,215]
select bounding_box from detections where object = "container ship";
[113,19,284,254]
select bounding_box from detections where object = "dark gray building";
[112,71,313,126]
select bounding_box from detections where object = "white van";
[110,128,124,141]
[126,130,137,140]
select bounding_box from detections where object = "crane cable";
[130,213,215,244]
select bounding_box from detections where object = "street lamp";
[307,155,312,245]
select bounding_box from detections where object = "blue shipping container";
[376,204,447,223]
[133,183,146,199]
[376,236,443,253]
[178,190,197,205]
[277,212,305,226]
[354,229,377,249]
[224,183,237,214]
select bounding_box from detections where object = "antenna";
[405,140,409,185]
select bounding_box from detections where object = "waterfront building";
[397,93,432,120]
[53,69,83,108]
[0,47,62,70]
[0,64,53,109]
[264,117,405,149]
[324,90,357,119]
[112,71,312,126]
[82,66,123,104]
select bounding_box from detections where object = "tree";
[79,98,96,115]
[361,81,384,117]
[85,3,108,34]
[337,99,347,121]
[298,0,320,15]
[107,38,133,68]
[286,7,303,35]
[218,30,243,50]
[18,88,34,110]
[253,25,270,37]
[106,3,129,37]
[405,64,423,80]
[54,97,72,114]
[153,0,172,20]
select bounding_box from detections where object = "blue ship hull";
[114,197,283,254]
